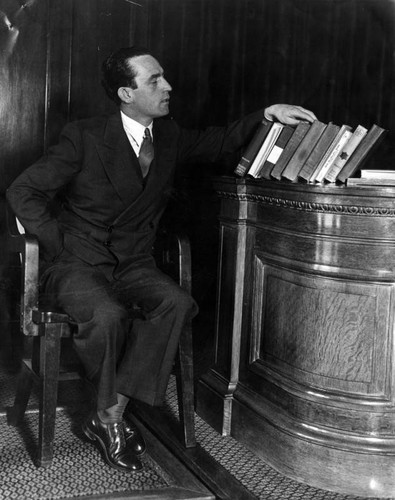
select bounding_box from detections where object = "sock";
[98,393,130,424]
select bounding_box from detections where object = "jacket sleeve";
[176,109,267,165]
[6,123,83,262]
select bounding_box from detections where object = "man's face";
[124,55,172,125]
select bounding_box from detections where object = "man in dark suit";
[6,46,317,472]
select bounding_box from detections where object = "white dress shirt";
[120,111,153,156]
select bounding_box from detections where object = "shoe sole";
[82,422,142,473]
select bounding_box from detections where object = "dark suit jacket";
[6,110,265,276]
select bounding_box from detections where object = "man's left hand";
[264,104,317,126]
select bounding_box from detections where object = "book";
[315,129,353,182]
[360,169,395,179]
[270,122,311,180]
[347,177,395,187]
[247,122,284,178]
[336,124,387,183]
[281,120,327,182]
[309,124,353,183]
[324,125,368,183]
[234,119,273,177]
[298,123,340,182]
[258,126,294,179]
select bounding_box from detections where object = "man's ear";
[118,87,134,104]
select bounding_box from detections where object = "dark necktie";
[138,128,154,178]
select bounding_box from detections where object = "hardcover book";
[336,124,387,183]
[234,119,273,177]
[314,128,353,183]
[281,120,327,182]
[347,177,395,187]
[309,124,353,183]
[270,122,311,180]
[324,125,368,183]
[258,126,294,179]
[298,123,340,182]
[359,169,395,179]
[247,122,284,178]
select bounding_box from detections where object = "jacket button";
[104,240,112,247]
[107,225,114,233]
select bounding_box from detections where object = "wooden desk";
[197,176,395,498]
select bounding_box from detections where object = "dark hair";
[101,46,153,105]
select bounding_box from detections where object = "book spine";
[298,123,340,182]
[281,121,326,182]
[259,126,294,179]
[234,119,271,177]
[336,125,387,183]
[310,125,352,183]
[315,130,352,182]
[324,125,368,183]
[248,123,284,177]
[270,122,311,180]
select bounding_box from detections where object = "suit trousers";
[40,254,198,411]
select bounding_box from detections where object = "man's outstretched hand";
[264,104,317,126]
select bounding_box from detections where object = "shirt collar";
[120,111,153,148]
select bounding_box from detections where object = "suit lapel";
[95,113,143,206]
[113,118,177,226]
[94,113,177,225]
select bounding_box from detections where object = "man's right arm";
[6,123,83,263]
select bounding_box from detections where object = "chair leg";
[37,323,62,467]
[7,362,34,426]
[176,321,196,448]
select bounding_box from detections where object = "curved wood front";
[197,176,395,498]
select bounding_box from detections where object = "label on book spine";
[266,145,283,165]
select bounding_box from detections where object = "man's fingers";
[291,106,318,123]
[264,104,318,125]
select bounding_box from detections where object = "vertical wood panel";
[2,0,395,373]
[45,0,73,148]
[2,0,395,190]
[0,0,48,190]
[68,0,151,121]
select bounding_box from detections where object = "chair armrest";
[7,204,41,336]
[17,234,41,336]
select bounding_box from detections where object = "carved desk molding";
[216,190,395,217]
[197,176,395,498]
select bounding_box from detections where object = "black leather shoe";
[82,413,143,472]
[123,417,146,456]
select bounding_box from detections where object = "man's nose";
[163,78,172,92]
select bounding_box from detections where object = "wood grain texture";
[197,177,395,497]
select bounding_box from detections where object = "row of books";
[234,119,387,184]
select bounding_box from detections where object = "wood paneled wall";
[1,0,395,357]
[1,0,395,191]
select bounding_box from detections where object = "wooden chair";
[6,208,196,467]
